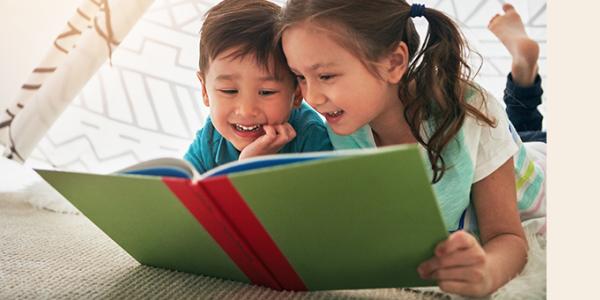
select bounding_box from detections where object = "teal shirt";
[184,103,333,174]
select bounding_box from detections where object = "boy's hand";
[417,231,495,297]
[239,123,296,160]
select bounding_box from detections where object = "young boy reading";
[184,0,332,173]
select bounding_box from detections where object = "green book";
[36,144,448,291]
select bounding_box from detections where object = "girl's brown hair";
[280,0,495,183]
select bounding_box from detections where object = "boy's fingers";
[263,125,276,137]
[280,123,296,141]
[284,123,297,140]
[258,125,279,143]
[248,126,276,149]
[272,124,294,144]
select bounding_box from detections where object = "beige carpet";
[1,199,453,300]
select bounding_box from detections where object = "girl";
[279,0,545,297]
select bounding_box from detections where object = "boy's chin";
[231,140,255,153]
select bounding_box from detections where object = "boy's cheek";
[263,98,296,124]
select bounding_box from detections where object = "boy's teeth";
[235,124,261,131]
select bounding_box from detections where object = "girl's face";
[282,22,400,136]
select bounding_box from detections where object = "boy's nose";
[237,98,259,117]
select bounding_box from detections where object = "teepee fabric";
[0,0,154,164]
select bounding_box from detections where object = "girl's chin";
[329,125,358,136]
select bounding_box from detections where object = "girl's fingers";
[438,279,490,298]
[419,239,484,277]
[431,265,485,283]
[417,257,439,278]
[435,231,478,256]
[436,244,486,269]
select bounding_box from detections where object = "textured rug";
[0,157,545,299]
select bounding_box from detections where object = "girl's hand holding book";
[417,230,494,297]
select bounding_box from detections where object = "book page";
[199,145,409,180]
[115,157,200,179]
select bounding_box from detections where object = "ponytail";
[400,6,495,183]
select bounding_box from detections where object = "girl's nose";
[303,83,327,107]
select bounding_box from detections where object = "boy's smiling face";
[200,47,300,151]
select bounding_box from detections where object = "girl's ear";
[292,86,303,108]
[197,71,210,107]
[383,41,409,84]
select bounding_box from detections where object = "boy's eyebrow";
[215,74,281,82]
[215,74,239,81]
[258,75,280,82]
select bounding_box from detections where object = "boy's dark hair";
[198,0,292,82]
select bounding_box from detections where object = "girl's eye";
[258,90,278,96]
[219,89,238,94]
[295,75,306,83]
[319,74,335,81]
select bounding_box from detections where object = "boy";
[489,3,546,143]
[184,0,332,173]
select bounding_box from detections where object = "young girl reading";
[279,0,545,297]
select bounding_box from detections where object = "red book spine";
[202,176,307,291]
[162,177,281,289]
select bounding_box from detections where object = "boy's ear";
[383,41,409,84]
[197,71,210,107]
[292,86,303,108]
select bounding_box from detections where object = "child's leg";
[489,4,545,142]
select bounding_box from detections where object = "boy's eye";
[219,89,238,94]
[258,90,278,96]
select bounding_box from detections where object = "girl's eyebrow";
[310,62,337,70]
[290,62,338,74]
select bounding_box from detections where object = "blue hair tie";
[410,3,426,18]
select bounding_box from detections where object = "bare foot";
[488,3,539,86]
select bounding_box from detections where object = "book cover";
[36,144,448,291]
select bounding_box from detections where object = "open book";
[36,144,448,291]
[116,149,346,180]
